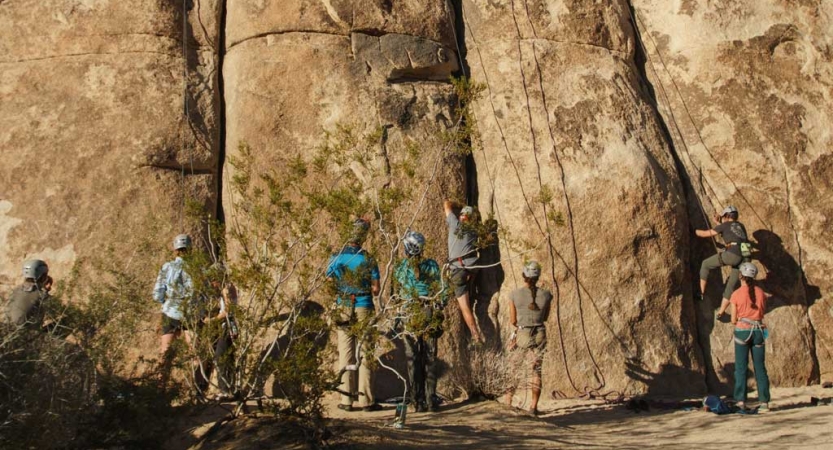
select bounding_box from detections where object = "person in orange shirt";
[730,262,772,412]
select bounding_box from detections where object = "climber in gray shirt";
[444,199,481,343]
[695,205,752,318]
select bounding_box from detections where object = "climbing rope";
[628,8,771,232]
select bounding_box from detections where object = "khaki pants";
[336,307,375,407]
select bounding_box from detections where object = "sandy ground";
[182,385,833,449]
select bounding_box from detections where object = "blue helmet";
[403,231,426,256]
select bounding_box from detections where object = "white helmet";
[402,231,426,256]
[460,206,474,218]
[739,262,758,278]
[22,259,48,281]
[523,260,541,278]
[173,234,192,250]
[720,205,739,218]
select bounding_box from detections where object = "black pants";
[403,333,438,407]
[213,333,234,394]
[195,332,234,395]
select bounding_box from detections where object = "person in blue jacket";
[326,218,381,412]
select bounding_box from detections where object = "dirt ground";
[180,385,833,449]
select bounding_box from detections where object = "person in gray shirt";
[504,261,552,416]
[3,259,53,330]
[695,205,751,318]
[443,199,481,343]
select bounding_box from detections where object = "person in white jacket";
[154,234,195,357]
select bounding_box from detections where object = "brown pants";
[336,307,375,407]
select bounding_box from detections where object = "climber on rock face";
[694,205,752,318]
[443,199,482,343]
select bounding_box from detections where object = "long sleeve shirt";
[153,257,193,321]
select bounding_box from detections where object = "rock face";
[0,0,220,288]
[632,0,831,387]
[2,0,830,398]
[462,0,705,396]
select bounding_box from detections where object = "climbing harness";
[733,318,767,346]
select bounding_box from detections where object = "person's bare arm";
[730,302,738,325]
[508,299,517,328]
[371,279,380,296]
[540,295,552,323]
[443,200,455,217]
[695,229,718,238]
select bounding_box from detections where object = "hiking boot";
[758,403,769,413]
[337,404,354,412]
[362,403,382,412]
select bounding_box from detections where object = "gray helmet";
[173,234,192,250]
[349,218,370,244]
[402,231,426,256]
[720,205,738,217]
[739,262,758,278]
[460,206,474,218]
[522,260,542,278]
[22,259,48,280]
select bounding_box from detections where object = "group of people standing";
[2,202,771,414]
[325,200,552,415]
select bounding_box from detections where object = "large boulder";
[632,0,830,386]
[0,0,220,289]
[462,0,705,396]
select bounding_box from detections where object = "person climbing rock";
[153,234,196,368]
[443,199,482,343]
[3,259,54,330]
[394,231,446,413]
[694,205,751,317]
[730,262,771,413]
[504,261,552,416]
[326,218,382,412]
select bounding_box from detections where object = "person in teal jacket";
[394,231,446,412]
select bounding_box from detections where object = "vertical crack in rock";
[508,0,606,391]
[448,0,477,207]
[625,1,712,388]
[215,0,227,225]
